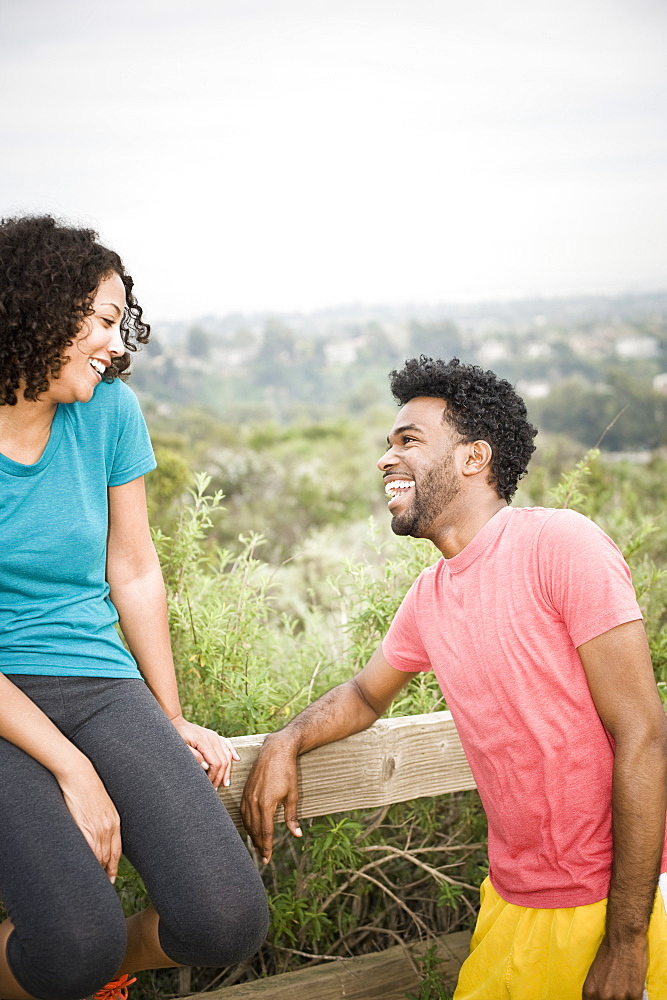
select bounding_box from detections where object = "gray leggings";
[0,675,269,1000]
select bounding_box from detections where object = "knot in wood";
[382,755,397,781]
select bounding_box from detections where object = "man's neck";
[426,493,508,559]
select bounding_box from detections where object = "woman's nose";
[108,325,125,357]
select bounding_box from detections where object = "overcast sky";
[1,0,666,320]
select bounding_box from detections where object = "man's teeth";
[385,479,415,497]
[90,359,107,375]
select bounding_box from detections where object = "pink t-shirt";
[382,505,665,908]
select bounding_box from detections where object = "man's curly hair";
[0,215,150,405]
[389,356,537,502]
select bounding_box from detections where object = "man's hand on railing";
[240,733,303,864]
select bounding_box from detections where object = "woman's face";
[45,272,127,406]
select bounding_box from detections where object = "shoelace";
[93,974,137,1000]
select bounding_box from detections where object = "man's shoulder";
[509,506,620,564]
[510,505,601,538]
[510,504,585,524]
[405,558,444,601]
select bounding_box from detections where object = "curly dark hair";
[0,215,150,405]
[389,356,537,501]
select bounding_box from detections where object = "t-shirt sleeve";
[537,509,642,648]
[108,381,156,487]
[382,574,433,673]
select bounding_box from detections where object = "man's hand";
[241,735,303,864]
[171,714,240,789]
[582,933,648,999]
[240,646,409,863]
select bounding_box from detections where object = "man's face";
[377,397,464,538]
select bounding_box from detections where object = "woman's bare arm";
[106,476,239,788]
[0,673,122,880]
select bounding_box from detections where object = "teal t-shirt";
[0,379,156,677]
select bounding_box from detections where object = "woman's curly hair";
[0,215,150,405]
[389,356,537,502]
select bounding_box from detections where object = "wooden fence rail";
[219,709,476,832]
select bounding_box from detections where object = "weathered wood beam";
[185,928,471,1000]
[219,711,476,831]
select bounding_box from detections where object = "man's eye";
[403,436,416,444]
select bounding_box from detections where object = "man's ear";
[461,440,493,478]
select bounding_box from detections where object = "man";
[241,357,667,1000]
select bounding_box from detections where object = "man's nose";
[377,446,397,471]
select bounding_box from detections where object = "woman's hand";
[170,714,240,788]
[58,762,122,883]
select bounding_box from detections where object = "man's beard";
[390,457,461,538]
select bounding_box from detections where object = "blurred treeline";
[133,292,667,457]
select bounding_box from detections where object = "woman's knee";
[8,905,127,1000]
[160,881,270,967]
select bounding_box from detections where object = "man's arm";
[579,619,667,1000]
[241,644,412,863]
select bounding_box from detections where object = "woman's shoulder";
[65,379,143,441]
[94,376,138,405]
[63,378,150,474]
[82,377,142,420]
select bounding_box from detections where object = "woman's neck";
[0,394,58,464]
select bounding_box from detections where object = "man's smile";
[383,475,415,507]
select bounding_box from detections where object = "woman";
[0,216,269,1000]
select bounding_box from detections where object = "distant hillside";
[131,291,667,452]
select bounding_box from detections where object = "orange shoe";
[93,974,137,1000]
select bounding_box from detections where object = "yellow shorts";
[454,876,667,1000]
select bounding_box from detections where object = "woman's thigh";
[64,678,269,966]
[0,732,126,999]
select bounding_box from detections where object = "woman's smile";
[48,272,126,405]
